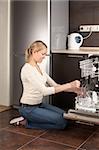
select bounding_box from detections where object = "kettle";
[68,33,83,50]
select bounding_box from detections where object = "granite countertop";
[51,47,99,55]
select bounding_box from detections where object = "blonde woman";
[10,40,83,129]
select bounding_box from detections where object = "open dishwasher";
[64,55,99,125]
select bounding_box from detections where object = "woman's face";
[32,47,47,63]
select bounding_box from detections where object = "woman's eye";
[42,53,46,55]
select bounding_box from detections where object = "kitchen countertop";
[51,47,99,55]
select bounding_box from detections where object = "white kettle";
[68,33,83,50]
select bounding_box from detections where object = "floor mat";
[0,105,11,112]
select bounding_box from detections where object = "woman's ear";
[30,49,32,54]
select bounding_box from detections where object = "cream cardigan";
[20,63,57,105]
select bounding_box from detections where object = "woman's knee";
[55,115,67,129]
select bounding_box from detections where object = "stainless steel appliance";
[11,0,50,107]
[64,55,99,125]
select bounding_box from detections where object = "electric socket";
[80,25,99,32]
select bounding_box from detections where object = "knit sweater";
[20,63,57,105]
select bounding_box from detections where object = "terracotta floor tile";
[19,138,75,150]
[0,109,99,150]
[68,122,97,131]
[0,129,33,150]
[94,126,99,133]
[81,132,99,150]
[40,124,96,148]
[6,125,47,137]
[0,109,19,128]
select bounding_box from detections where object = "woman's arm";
[22,66,82,96]
[54,80,82,95]
[44,72,82,95]
[44,71,58,86]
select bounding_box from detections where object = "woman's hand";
[64,80,83,96]
[54,80,84,96]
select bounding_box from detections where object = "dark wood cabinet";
[51,53,87,111]
[69,0,99,47]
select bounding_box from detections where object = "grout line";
[5,126,34,137]
[17,135,77,150]
[5,128,36,137]
[5,126,48,137]
[35,137,77,149]
[0,126,11,131]
[76,148,86,150]
[17,130,48,150]
[75,131,96,150]
[17,137,38,150]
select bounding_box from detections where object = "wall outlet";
[80,25,99,32]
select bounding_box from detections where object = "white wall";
[0,0,10,106]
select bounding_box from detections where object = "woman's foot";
[10,116,26,126]
[19,119,27,126]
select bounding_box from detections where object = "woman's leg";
[19,103,67,129]
[40,103,65,115]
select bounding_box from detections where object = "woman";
[10,40,83,129]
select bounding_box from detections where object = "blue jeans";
[19,102,67,129]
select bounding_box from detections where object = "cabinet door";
[51,53,85,110]
[69,1,99,47]
[51,0,69,50]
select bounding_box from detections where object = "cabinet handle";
[67,54,84,58]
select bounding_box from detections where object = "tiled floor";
[0,108,99,150]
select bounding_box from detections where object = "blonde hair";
[25,40,47,62]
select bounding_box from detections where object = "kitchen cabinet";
[69,0,99,47]
[51,53,87,111]
[50,0,69,50]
